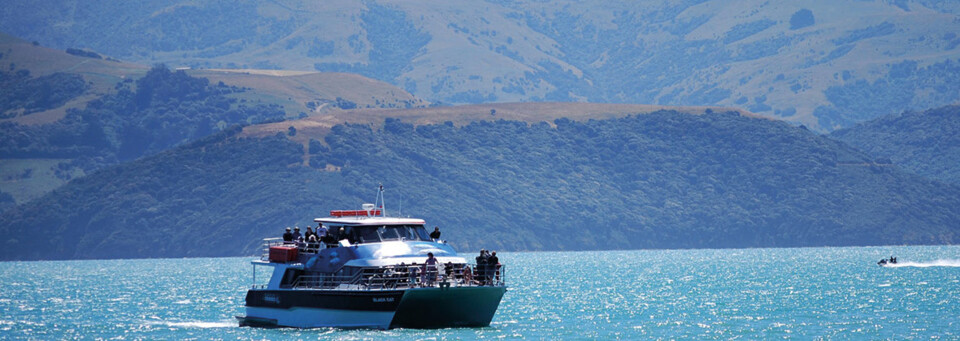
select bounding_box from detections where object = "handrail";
[259,238,331,261]
[289,263,506,290]
[256,238,507,291]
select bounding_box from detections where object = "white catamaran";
[237,186,507,329]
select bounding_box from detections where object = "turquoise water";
[2,246,959,339]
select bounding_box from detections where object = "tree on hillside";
[790,9,815,30]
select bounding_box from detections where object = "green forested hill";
[0,38,420,206]
[2,110,959,260]
[829,105,960,185]
[3,1,960,130]
[0,65,285,204]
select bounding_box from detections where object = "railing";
[259,238,283,261]
[289,263,507,291]
[259,238,330,261]
[255,238,507,291]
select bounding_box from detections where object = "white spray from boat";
[883,259,960,268]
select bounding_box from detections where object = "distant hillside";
[2,108,959,261]
[241,102,752,147]
[0,32,147,126]
[0,33,424,206]
[0,32,423,125]
[0,64,285,206]
[3,1,960,130]
[829,105,960,185]
[188,69,426,113]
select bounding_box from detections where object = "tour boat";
[236,187,507,329]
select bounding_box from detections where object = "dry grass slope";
[242,102,758,146]
[0,32,148,125]
[189,69,426,116]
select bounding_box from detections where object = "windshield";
[397,225,419,240]
[348,225,432,243]
[414,225,431,240]
[358,227,381,243]
[380,225,430,242]
[379,226,401,241]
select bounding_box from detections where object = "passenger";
[490,251,501,283]
[282,227,293,243]
[292,227,303,242]
[483,250,494,284]
[425,252,439,285]
[317,224,328,239]
[397,262,408,286]
[463,265,474,285]
[306,234,319,252]
[430,226,441,240]
[444,261,454,280]
[409,262,420,287]
[291,227,304,249]
[476,249,488,285]
[304,227,315,241]
[383,265,397,288]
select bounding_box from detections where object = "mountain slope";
[3,1,960,129]
[0,32,147,126]
[2,108,958,261]
[0,34,424,206]
[829,105,960,185]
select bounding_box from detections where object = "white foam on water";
[152,321,235,328]
[884,259,960,268]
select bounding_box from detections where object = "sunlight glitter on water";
[1,245,959,339]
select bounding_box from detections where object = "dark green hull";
[239,285,506,329]
[390,286,507,329]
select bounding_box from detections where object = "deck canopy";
[313,216,426,226]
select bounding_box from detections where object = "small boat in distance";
[878,256,898,266]
[236,186,507,329]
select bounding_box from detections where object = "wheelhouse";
[319,223,435,245]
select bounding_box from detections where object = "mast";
[375,183,385,217]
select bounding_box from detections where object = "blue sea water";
[2,245,959,340]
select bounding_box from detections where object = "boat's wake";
[884,259,960,268]
[151,321,235,328]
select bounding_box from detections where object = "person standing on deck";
[463,265,474,285]
[316,224,328,239]
[425,252,439,285]
[430,226,441,240]
[292,227,303,249]
[476,249,488,285]
[490,251,500,283]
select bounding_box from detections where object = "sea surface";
[2,245,959,340]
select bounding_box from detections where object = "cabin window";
[397,225,418,241]
[327,225,347,241]
[358,227,381,243]
[379,226,401,241]
[414,225,431,240]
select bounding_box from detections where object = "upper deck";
[248,199,506,292]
